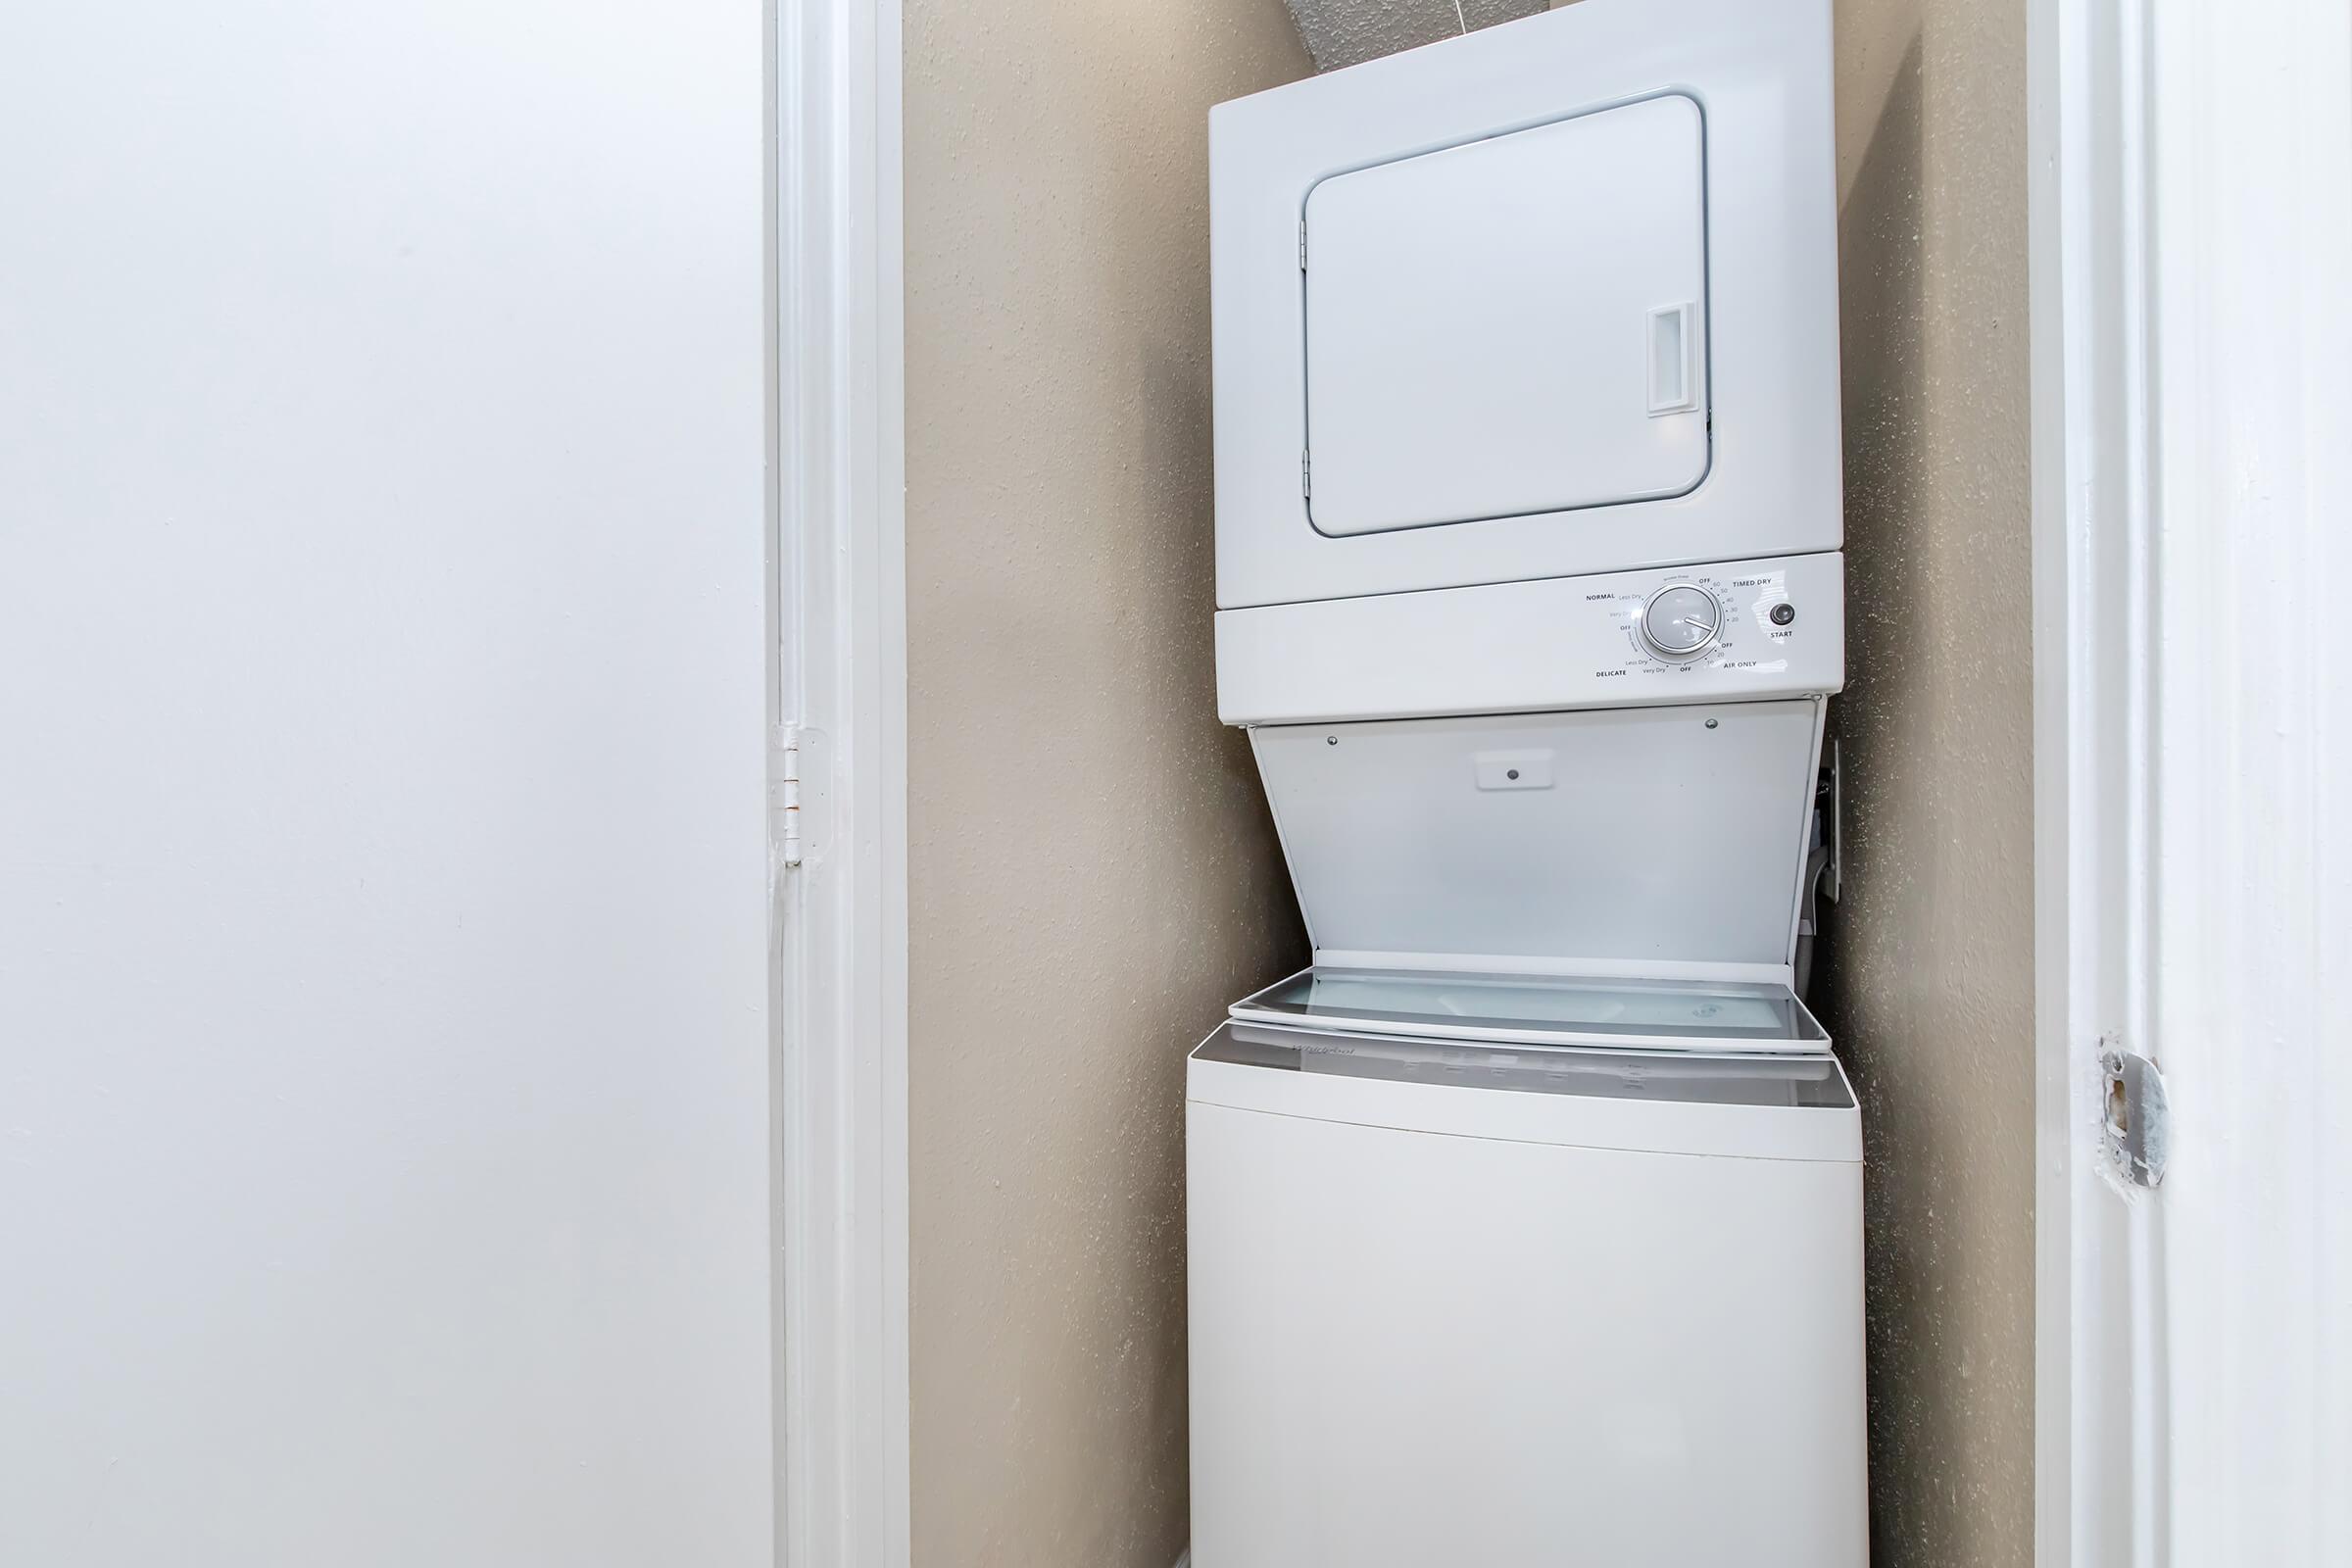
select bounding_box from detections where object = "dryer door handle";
[1647,300,1699,416]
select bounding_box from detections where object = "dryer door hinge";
[1301,449,1312,498]
[771,722,804,868]
[1298,219,1307,270]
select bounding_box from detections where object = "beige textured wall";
[904,0,2032,1559]
[901,4,1313,1565]
[1817,0,2036,1563]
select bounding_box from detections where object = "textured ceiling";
[1283,0,1552,73]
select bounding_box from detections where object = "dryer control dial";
[1639,584,1723,660]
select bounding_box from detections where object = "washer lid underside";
[1251,701,1823,979]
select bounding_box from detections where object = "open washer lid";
[1229,966,1827,1054]
[1251,702,1825,975]
[1241,700,1832,1053]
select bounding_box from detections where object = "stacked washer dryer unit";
[1187,0,1864,1563]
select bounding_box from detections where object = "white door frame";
[2027,0,2155,1547]
[2031,0,2352,1560]
[773,0,910,1563]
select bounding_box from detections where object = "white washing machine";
[1188,1019,1865,1565]
[1190,0,1865,1561]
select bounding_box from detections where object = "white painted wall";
[0,5,775,1564]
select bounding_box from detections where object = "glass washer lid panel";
[1229,966,1827,1049]
[1198,1023,1854,1109]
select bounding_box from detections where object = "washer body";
[1187,1023,1868,1567]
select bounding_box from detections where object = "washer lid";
[1251,702,1824,978]
[1230,966,1827,1054]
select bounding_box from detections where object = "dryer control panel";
[1609,566,1816,678]
[1215,552,1844,726]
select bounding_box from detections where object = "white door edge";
[2031,0,2352,1560]
[775,0,911,1563]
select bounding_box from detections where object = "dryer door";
[1207,0,1844,610]
[1304,93,1708,537]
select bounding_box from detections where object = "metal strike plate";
[2101,1046,2171,1189]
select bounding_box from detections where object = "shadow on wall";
[1137,324,1287,852]
[1837,31,1929,704]
[1822,31,1942,1554]
[1825,42,1927,1549]
[1815,22,2037,1568]
[900,0,1313,1560]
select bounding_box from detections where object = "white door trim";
[773,0,910,1562]
[2027,0,2155,1548]
[2032,0,2352,1561]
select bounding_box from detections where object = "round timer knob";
[1641,585,1722,659]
